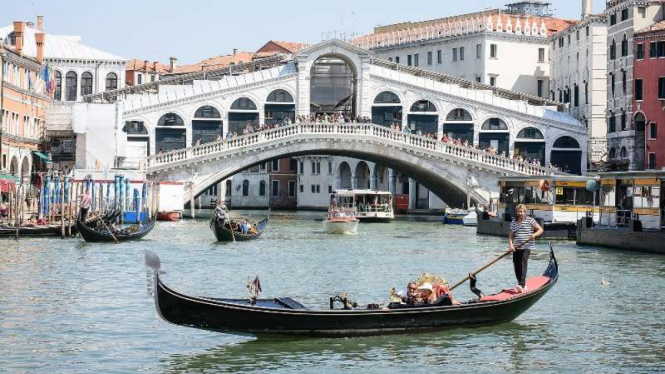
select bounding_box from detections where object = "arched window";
[445,108,472,121]
[81,72,93,96]
[242,180,250,196]
[65,71,77,101]
[553,136,580,148]
[266,89,294,102]
[225,180,232,197]
[621,110,627,131]
[621,34,628,57]
[410,100,437,112]
[259,181,266,196]
[610,39,616,60]
[157,113,185,126]
[105,73,118,91]
[374,91,400,104]
[194,105,221,118]
[230,97,257,110]
[517,127,544,139]
[620,147,627,159]
[610,147,616,159]
[481,118,508,130]
[54,71,62,101]
[122,121,148,134]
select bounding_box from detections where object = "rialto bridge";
[113,39,586,206]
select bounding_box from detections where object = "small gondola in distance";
[209,217,268,242]
[144,245,559,337]
[76,218,155,243]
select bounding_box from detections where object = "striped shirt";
[510,217,537,250]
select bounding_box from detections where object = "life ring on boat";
[539,179,550,192]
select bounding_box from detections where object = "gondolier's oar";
[98,217,120,244]
[449,238,533,292]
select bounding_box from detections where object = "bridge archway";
[355,161,371,189]
[407,100,438,135]
[155,113,186,153]
[372,91,402,127]
[228,97,259,134]
[309,54,357,117]
[338,162,352,189]
[192,105,223,145]
[514,127,545,165]
[265,89,295,126]
[479,118,510,156]
[551,136,582,174]
[9,156,19,177]
[444,108,474,143]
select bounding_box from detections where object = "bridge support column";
[370,174,377,190]
[188,182,195,219]
[352,174,359,190]
[388,169,397,195]
[408,179,417,210]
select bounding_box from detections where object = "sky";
[4,0,606,65]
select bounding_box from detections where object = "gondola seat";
[479,275,551,302]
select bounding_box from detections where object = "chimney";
[153,61,158,72]
[37,15,44,31]
[169,56,178,72]
[143,60,148,71]
[13,22,24,55]
[35,32,45,63]
[582,0,593,19]
[233,48,238,55]
[26,22,34,28]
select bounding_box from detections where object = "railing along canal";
[147,123,554,176]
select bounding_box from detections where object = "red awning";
[0,178,15,194]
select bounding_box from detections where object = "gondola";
[209,217,268,242]
[0,223,74,238]
[76,217,155,242]
[144,246,559,337]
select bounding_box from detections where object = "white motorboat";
[323,210,359,234]
[462,211,478,226]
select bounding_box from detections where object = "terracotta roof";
[126,59,171,73]
[636,20,665,34]
[271,41,308,53]
[170,52,254,74]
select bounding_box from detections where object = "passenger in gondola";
[418,283,437,304]
[240,218,250,234]
[399,282,421,305]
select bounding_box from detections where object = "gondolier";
[509,204,544,293]
[79,189,92,221]
[214,201,228,223]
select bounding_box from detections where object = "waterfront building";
[0,22,51,183]
[604,0,664,171]
[163,50,254,78]
[0,17,126,173]
[254,41,308,60]
[125,59,174,86]
[549,2,608,170]
[634,20,665,170]
[0,17,126,103]
[353,1,576,97]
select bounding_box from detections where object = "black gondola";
[76,218,155,242]
[144,246,559,337]
[0,223,74,238]
[209,217,268,242]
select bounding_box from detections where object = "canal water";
[1,211,663,373]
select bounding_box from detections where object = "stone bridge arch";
[150,137,505,207]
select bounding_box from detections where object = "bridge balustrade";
[147,123,555,176]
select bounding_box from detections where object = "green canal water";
[1,211,664,373]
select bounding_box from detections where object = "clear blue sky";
[4,0,606,64]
